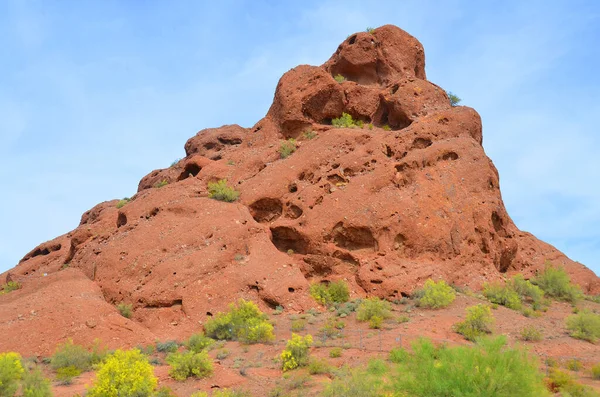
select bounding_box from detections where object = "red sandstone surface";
[2,25,598,358]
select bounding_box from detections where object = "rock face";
[1,25,598,356]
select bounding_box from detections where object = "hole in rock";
[400,292,409,298]
[249,198,283,223]
[217,137,242,145]
[370,279,383,284]
[206,312,213,317]
[210,155,222,161]
[177,163,201,181]
[285,204,303,219]
[395,163,409,173]
[204,142,218,150]
[23,243,62,261]
[332,250,360,266]
[288,183,298,193]
[440,152,459,161]
[384,145,393,157]
[411,137,432,149]
[327,174,348,184]
[270,226,310,254]
[394,234,407,250]
[117,212,127,228]
[348,35,357,45]
[391,84,399,94]
[288,287,295,293]
[491,212,503,233]
[262,296,279,310]
[331,223,377,251]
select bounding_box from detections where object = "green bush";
[212,390,252,397]
[547,368,599,396]
[290,318,306,332]
[207,179,240,202]
[392,336,550,397]
[453,304,494,341]
[389,347,410,364]
[329,347,342,358]
[56,365,81,385]
[187,333,215,353]
[322,366,386,397]
[117,302,133,318]
[0,352,24,397]
[365,27,375,33]
[309,281,350,306]
[335,300,360,317]
[532,264,582,302]
[566,310,600,343]
[332,113,356,128]
[519,325,543,342]
[592,363,600,380]
[566,359,583,372]
[279,139,297,159]
[382,124,391,131]
[87,349,157,397]
[154,386,177,397]
[483,282,522,310]
[418,279,456,309]
[303,129,316,140]
[156,340,178,353]
[308,357,331,375]
[356,297,391,328]
[167,350,213,381]
[21,367,53,397]
[155,179,168,188]
[334,74,346,83]
[447,91,461,106]
[507,274,545,306]
[281,334,313,372]
[204,299,274,344]
[116,198,130,209]
[1,281,21,294]
[51,339,96,372]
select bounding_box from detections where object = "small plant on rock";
[332,113,356,128]
[366,27,375,33]
[453,304,494,341]
[156,340,179,353]
[281,334,313,372]
[279,138,297,159]
[167,350,213,381]
[447,91,461,106]
[208,179,240,202]
[116,302,132,318]
[418,279,456,309]
[187,333,215,353]
[155,179,168,188]
[334,74,346,83]
[1,281,21,294]
[303,129,316,140]
[116,198,130,209]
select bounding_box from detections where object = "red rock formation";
[1,24,598,356]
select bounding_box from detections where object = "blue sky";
[0,0,598,276]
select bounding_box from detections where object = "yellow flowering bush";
[204,299,274,344]
[0,352,24,397]
[167,351,213,381]
[87,349,157,397]
[418,279,456,309]
[281,334,313,372]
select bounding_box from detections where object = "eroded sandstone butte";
[2,25,598,356]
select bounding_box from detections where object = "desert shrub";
[566,310,600,343]
[216,349,230,360]
[532,264,582,302]
[309,280,350,306]
[365,27,374,33]
[356,297,391,328]
[279,139,297,159]
[21,367,53,397]
[87,349,157,397]
[51,339,94,372]
[308,357,331,375]
[329,347,342,358]
[207,179,240,202]
[392,336,550,397]
[212,389,252,397]
[592,363,600,380]
[483,282,522,310]
[167,350,213,381]
[447,91,461,106]
[187,333,214,353]
[1,281,21,294]
[154,386,177,397]
[520,325,543,341]
[0,352,24,397]
[335,300,360,317]
[156,340,178,353]
[281,334,312,372]
[322,366,386,397]
[389,347,410,364]
[318,318,345,339]
[382,124,391,131]
[303,129,316,140]
[334,74,346,83]
[155,179,168,188]
[204,299,274,344]
[117,302,133,318]
[566,359,583,372]
[332,113,356,128]
[418,279,456,309]
[547,368,600,396]
[190,392,208,397]
[453,304,494,341]
[507,274,545,305]
[116,198,130,209]
[290,318,306,332]
[56,365,81,385]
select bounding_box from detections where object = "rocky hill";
[1,24,598,357]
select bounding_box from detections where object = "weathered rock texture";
[1,25,598,356]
